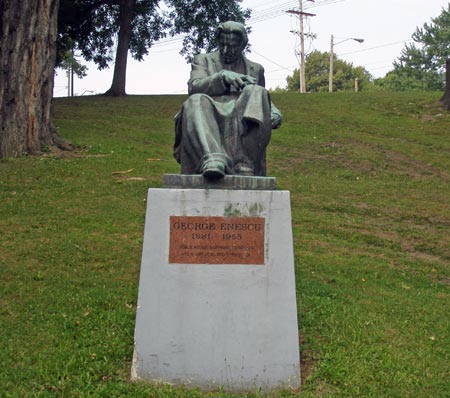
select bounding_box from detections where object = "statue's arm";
[257,64,283,129]
[188,55,229,96]
[257,65,266,88]
[271,103,282,129]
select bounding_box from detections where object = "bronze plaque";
[169,216,265,265]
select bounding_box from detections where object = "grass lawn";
[1,91,449,397]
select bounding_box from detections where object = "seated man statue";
[173,21,282,179]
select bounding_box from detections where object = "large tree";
[286,51,372,92]
[58,0,250,96]
[386,4,450,92]
[0,0,71,158]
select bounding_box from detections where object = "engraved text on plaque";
[169,216,265,265]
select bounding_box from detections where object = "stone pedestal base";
[163,174,276,190]
[132,188,300,391]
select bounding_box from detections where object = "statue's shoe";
[202,160,225,180]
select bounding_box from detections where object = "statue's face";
[218,32,244,64]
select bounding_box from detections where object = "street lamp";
[329,35,364,92]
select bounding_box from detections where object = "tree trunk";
[440,58,450,111]
[103,0,135,97]
[0,0,72,158]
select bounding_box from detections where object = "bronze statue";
[173,21,282,179]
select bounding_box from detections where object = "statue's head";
[216,21,248,64]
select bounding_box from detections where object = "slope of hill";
[1,92,448,397]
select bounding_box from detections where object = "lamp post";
[329,35,364,92]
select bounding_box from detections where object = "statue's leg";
[235,85,272,176]
[180,94,232,178]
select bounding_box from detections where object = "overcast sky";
[54,0,449,97]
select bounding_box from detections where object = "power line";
[150,46,181,53]
[150,3,298,49]
[251,0,298,16]
[149,1,347,52]
[249,0,344,23]
[250,1,298,23]
[339,39,411,56]
[152,36,184,47]
[246,0,289,9]
[368,65,394,71]
[251,49,295,72]
[266,65,297,74]
[305,0,345,10]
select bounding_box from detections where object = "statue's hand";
[221,70,256,91]
[271,111,282,129]
[241,75,257,85]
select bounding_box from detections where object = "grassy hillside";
[1,92,449,397]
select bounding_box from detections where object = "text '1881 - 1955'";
[169,216,265,265]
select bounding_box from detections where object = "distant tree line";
[285,51,372,93]
[284,4,450,95]
[377,4,449,92]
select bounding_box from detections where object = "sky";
[53,0,449,97]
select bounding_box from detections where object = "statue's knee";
[244,84,267,96]
[184,94,215,114]
[185,93,210,108]
[185,93,202,108]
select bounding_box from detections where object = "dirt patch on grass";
[299,334,318,387]
[41,148,111,159]
[406,250,446,265]
[303,139,450,180]
[419,112,448,122]
[328,219,449,269]
[383,150,450,181]
[438,278,450,286]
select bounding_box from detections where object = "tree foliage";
[57,0,250,95]
[374,69,439,92]
[380,4,450,91]
[58,0,168,70]
[286,51,372,92]
[167,0,250,60]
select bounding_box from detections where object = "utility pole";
[287,0,315,93]
[71,66,74,97]
[329,34,334,93]
[298,0,306,93]
[67,49,75,97]
[67,67,72,97]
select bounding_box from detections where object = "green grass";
[1,92,449,397]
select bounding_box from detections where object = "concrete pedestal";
[132,188,300,391]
